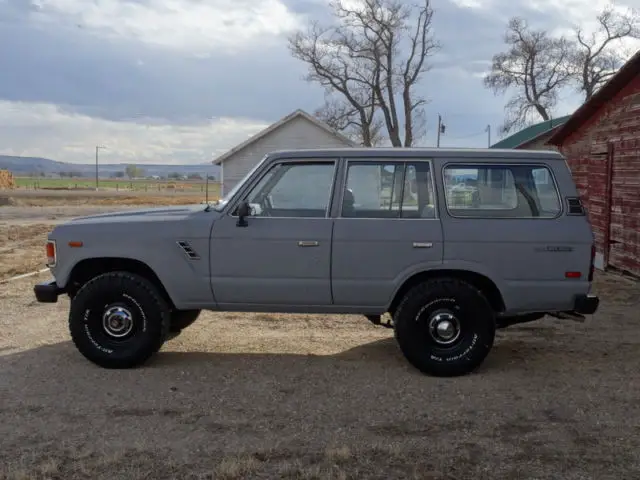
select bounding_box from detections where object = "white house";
[212,109,357,196]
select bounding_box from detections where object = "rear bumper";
[573,293,599,315]
[34,280,63,303]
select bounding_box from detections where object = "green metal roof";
[490,115,572,149]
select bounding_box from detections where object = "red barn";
[549,50,640,278]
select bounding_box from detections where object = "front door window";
[241,162,336,218]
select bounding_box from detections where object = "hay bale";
[0,170,16,189]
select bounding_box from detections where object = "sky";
[0,0,638,165]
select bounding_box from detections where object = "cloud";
[29,0,301,55]
[0,0,639,162]
[0,0,323,125]
[0,100,270,164]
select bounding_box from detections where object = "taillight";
[588,243,595,282]
[46,240,56,267]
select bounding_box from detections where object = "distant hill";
[0,155,220,179]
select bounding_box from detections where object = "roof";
[212,109,357,165]
[262,146,565,161]
[490,115,572,149]
[549,49,640,145]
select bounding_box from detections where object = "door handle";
[298,241,319,247]
[413,242,433,248]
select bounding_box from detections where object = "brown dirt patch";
[0,224,53,280]
[1,270,639,479]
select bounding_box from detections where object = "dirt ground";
[0,269,639,480]
[1,194,640,478]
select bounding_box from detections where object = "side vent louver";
[177,241,200,260]
[566,197,586,216]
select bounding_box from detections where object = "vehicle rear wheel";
[170,309,201,333]
[68,271,170,369]
[393,277,496,377]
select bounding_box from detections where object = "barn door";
[604,142,640,277]
[603,141,615,268]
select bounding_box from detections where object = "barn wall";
[219,116,352,195]
[557,75,640,276]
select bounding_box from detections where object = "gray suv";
[34,147,599,376]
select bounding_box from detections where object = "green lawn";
[14,176,214,193]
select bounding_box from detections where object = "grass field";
[14,176,219,194]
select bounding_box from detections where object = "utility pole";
[436,114,443,147]
[486,124,491,147]
[95,145,106,190]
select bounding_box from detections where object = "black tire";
[393,278,496,377]
[170,309,201,333]
[68,271,171,369]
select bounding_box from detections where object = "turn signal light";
[45,240,56,267]
[565,271,581,279]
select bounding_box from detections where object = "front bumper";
[34,280,63,303]
[573,293,599,315]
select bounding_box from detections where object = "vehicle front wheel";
[393,278,496,377]
[68,271,171,369]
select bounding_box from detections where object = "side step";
[547,311,586,322]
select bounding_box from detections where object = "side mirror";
[236,200,251,227]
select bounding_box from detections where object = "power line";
[445,129,489,140]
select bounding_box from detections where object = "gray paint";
[46,147,596,315]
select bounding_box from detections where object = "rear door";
[331,158,444,309]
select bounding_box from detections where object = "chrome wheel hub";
[428,311,461,345]
[102,306,134,338]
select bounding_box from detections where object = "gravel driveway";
[1,271,639,479]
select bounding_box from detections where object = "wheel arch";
[66,257,176,309]
[387,269,506,316]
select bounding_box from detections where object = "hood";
[67,203,213,224]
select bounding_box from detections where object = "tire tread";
[68,271,170,368]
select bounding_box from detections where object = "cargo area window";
[443,164,561,218]
[341,160,436,219]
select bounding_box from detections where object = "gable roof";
[549,49,640,146]
[490,115,572,149]
[212,109,357,165]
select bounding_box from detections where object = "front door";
[331,158,444,308]
[209,159,337,307]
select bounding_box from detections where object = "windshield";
[213,154,269,211]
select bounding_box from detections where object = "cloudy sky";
[0,0,638,165]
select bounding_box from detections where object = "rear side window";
[341,160,437,218]
[443,164,561,218]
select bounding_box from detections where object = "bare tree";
[314,96,385,146]
[288,0,440,147]
[570,6,640,100]
[484,17,574,134]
